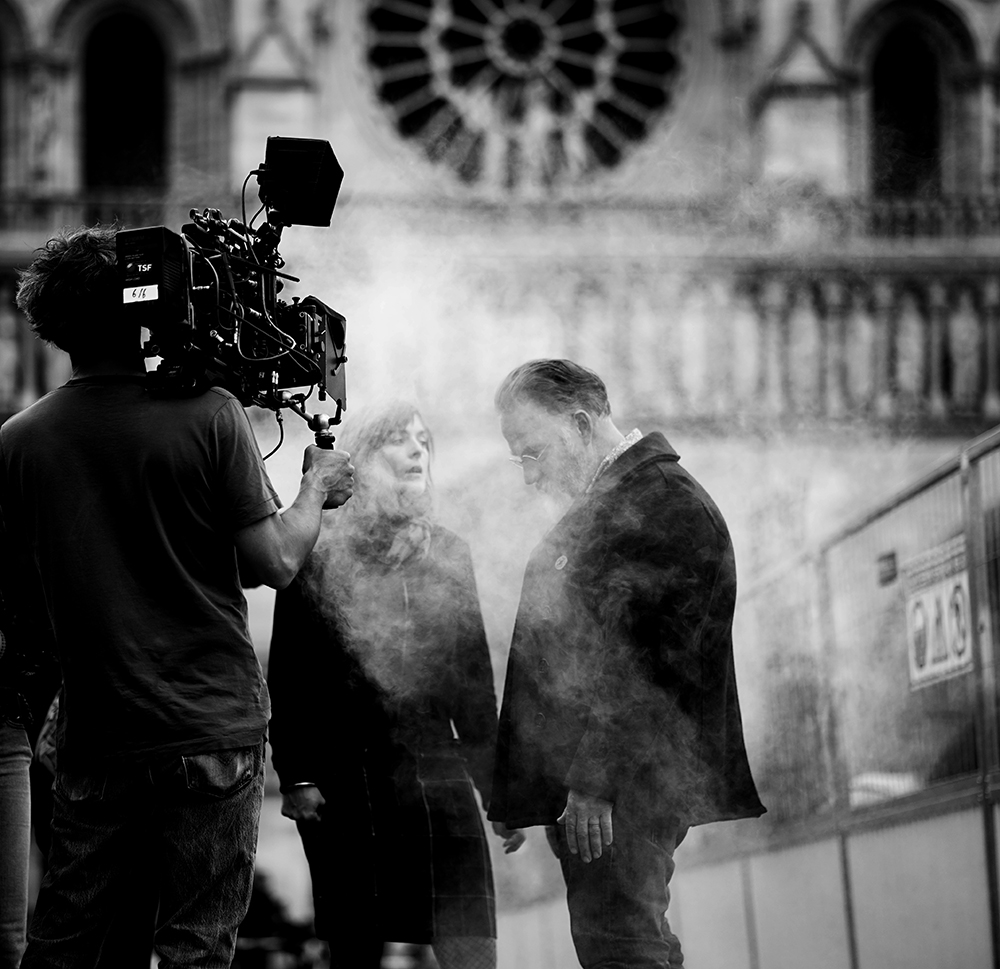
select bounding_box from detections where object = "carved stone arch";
[41,0,231,198]
[0,0,27,62]
[48,0,203,64]
[844,0,981,196]
[845,0,978,69]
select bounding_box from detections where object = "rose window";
[364,0,686,192]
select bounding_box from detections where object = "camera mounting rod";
[282,394,341,450]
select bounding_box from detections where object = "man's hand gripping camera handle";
[284,399,351,507]
[302,414,353,510]
[302,443,353,510]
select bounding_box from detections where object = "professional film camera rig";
[117,136,347,448]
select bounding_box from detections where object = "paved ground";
[496,898,576,969]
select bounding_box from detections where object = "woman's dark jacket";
[488,432,766,830]
[267,524,498,941]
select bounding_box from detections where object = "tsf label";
[901,536,972,689]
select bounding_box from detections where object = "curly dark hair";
[16,225,123,356]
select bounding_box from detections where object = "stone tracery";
[364,0,686,193]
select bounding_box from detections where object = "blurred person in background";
[488,359,766,969]
[0,576,58,969]
[0,225,355,969]
[0,677,31,969]
[268,401,524,969]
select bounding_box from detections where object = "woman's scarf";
[348,515,433,570]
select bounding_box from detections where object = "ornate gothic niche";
[46,0,231,197]
[0,2,29,189]
[49,0,204,57]
[843,0,979,197]
[362,0,687,195]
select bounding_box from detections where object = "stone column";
[28,63,52,183]
[982,276,1000,419]
[871,278,897,420]
[0,277,18,413]
[757,275,790,418]
[927,279,949,419]
[730,276,763,413]
[822,277,851,419]
[706,275,734,417]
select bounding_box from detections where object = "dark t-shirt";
[0,376,279,769]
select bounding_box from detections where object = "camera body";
[116,137,347,422]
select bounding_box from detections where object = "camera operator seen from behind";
[0,224,354,969]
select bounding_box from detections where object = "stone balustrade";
[732,268,1000,425]
[3,195,1000,433]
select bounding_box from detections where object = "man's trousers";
[21,741,265,969]
[550,805,688,969]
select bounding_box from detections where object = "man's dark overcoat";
[488,432,765,829]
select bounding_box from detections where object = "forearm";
[235,471,328,589]
[274,474,329,575]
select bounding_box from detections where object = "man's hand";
[236,447,354,589]
[302,445,354,509]
[280,784,325,823]
[490,820,526,854]
[557,790,613,863]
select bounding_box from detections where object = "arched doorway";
[846,0,978,198]
[870,23,941,197]
[83,11,167,190]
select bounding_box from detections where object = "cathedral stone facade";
[2,0,999,559]
[7,3,1000,961]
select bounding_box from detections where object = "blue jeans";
[22,741,265,969]
[0,721,31,969]
[550,807,688,969]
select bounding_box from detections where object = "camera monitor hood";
[256,136,344,227]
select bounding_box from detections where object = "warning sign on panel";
[901,535,972,689]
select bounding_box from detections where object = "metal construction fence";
[672,424,1000,969]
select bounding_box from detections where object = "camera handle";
[284,397,339,449]
[309,412,336,450]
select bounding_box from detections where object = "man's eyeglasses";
[508,444,550,468]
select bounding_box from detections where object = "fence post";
[962,449,1000,969]
[814,550,861,969]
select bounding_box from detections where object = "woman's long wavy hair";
[334,400,434,527]
[303,401,435,609]
[299,403,439,694]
